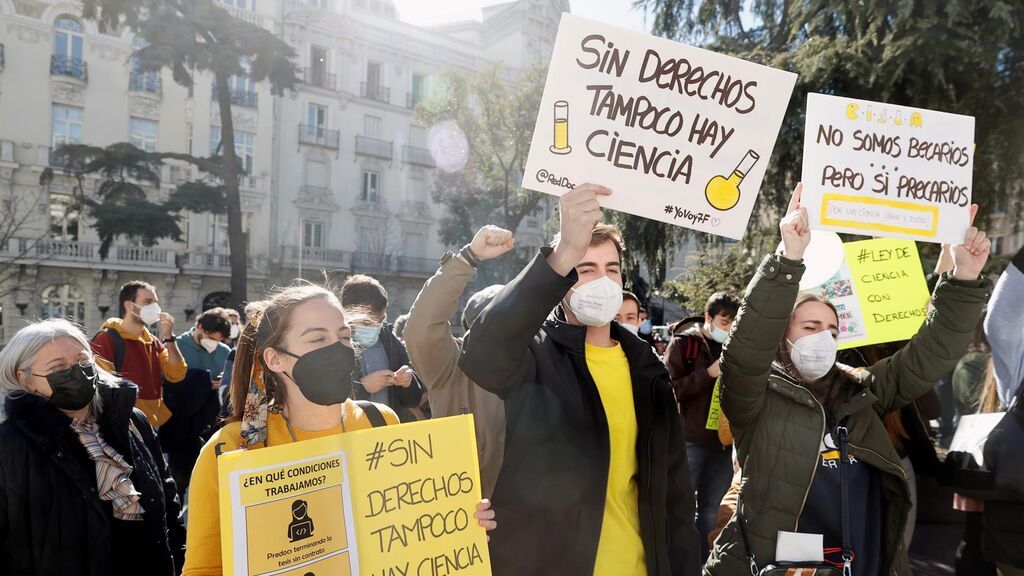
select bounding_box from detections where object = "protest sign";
[522,14,797,239]
[801,93,975,244]
[802,238,930,349]
[217,415,490,576]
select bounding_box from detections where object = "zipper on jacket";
[794,393,827,530]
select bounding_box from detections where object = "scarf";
[69,418,144,521]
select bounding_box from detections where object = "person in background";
[638,306,657,348]
[664,291,741,561]
[341,275,426,422]
[175,308,232,388]
[460,184,700,575]
[182,285,495,575]
[223,309,241,349]
[615,291,642,334]
[953,314,991,419]
[705,185,991,576]
[92,281,187,428]
[405,224,511,498]
[220,302,264,417]
[392,313,409,343]
[0,319,185,576]
[979,245,1024,576]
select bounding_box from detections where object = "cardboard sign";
[801,93,975,244]
[217,416,490,576]
[522,14,797,239]
[802,238,930,349]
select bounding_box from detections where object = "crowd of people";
[0,181,1021,576]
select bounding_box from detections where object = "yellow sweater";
[182,400,399,576]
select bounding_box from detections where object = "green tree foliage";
[637,0,1024,305]
[415,65,548,281]
[72,0,298,306]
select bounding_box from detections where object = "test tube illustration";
[704,150,760,211]
[550,100,572,155]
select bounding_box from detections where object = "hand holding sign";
[951,206,991,281]
[547,183,612,276]
[780,183,812,261]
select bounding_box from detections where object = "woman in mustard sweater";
[183,284,495,575]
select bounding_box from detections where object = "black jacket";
[351,322,427,422]
[460,249,701,576]
[0,380,185,576]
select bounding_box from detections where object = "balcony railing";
[302,67,336,90]
[299,184,329,197]
[222,3,271,30]
[355,135,393,160]
[129,71,162,95]
[185,251,232,270]
[1,238,176,268]
[298,124,340,149]
[402,145,434,167]
[402,200,431,218]
[283,245,349,268]
[212,86,258,108]
[238,174,262,192]
[360,82,390,104]
[113,245,177,266]
[397,256,437,275]
[51,55,88,82]
[351,251,390,271]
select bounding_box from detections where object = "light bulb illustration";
[704,150,760,212]
[549,100,572,155]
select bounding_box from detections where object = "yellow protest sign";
[803,238,930,349]
[217,415,491,576]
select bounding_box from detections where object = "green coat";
[705,254,991,576]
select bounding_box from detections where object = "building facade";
[0,0,565,341]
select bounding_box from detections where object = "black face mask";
[44,363,98,411]
[278,341,356,406]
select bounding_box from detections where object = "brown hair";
[551,223,626,259]
[978,358,1001,414]
[228,286,342,422]
[778,294,855,420]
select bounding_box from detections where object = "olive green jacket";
[705,254,991,576]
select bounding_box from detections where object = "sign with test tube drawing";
[801,93,975,244]
[522,13,797,239]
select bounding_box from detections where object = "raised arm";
[867,218,993,412]
[720,184,808,433]
[984,247,1024,406]
[460,185,610,398]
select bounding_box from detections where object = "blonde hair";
[0,318,119,405]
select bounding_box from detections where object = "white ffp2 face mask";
[620,322,640,336]
[136,303,162,325]
[200,337,220,354]
[787,330,838,381]
[565,277,623,327]
[229,324,240,340]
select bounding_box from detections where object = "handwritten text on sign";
[218,416,490,576]
[801,93,975,244]
[522,14,796,239]
[803,238,930,349]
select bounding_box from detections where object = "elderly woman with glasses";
[0,318,185,576]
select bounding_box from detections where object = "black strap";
[106,328,126,373]
[355,400,388,428]
[738,417,853,576]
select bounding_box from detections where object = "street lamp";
[184,306,196,322]
[15,302,27,316]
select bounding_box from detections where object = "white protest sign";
[522,14,797,239]
[801,93,975,244]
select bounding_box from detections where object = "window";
[40,284,86,325]
[406,174,426,202]
[363,115,382,138]
[411,73,425,107]
[52,104,83,155]
[228,73,256,97]
[403,232,425,258]
[361,170,380,202]
[208,214,229,253]
[130,117,158,152]
[307,103,328,133]
[310,45,328,85]
[358,225,381,253]
[49,193,79,241]
[409,125,427,148]
[303,220,324,248]
[54,16,84,62]
[366,61,381,88]
[210,127,255,174]
[130,38,160,93]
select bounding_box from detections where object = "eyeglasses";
[34,358,93,378]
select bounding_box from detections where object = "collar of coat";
[767,362,880,419]
[4,380,140,457]
[542,309,667,374]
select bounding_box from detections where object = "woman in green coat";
[705,185,992,576]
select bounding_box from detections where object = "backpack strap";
[355,400,388,428]
[106,328,126,373]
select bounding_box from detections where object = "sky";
[391,0,653,33]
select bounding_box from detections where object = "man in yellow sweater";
[460,183,701,575]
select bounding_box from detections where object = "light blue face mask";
[706,322,729,344]
[353,325,381,347]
